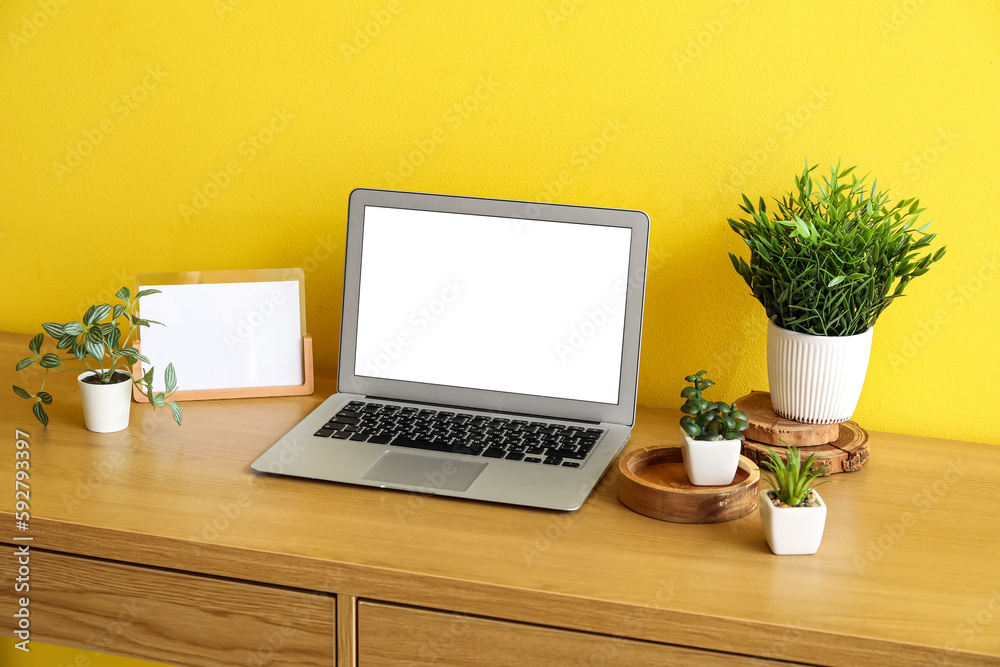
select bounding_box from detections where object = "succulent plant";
[679,371,749,441]
[760,444,830,507]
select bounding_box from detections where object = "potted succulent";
[728,161,946,423]
[758,444,830,555]
[13,287,182,433]
[679,371,750,486]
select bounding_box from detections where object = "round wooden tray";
[617,446,760,523]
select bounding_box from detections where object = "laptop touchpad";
[362,451,487,492]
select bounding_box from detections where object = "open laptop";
[252,189,649,510]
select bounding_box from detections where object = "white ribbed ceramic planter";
[680,429,742,486]
[78,371,133,433]
[767,321,873,424]
[759,489,827,555]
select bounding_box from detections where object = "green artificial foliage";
[728,160,946,336]
[679,371,749,441]
[760,444,830,507]
[13,287,182,427]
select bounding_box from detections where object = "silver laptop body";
[252,189,649,511]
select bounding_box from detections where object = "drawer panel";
[357,600,801,666]
[2,546,334,666]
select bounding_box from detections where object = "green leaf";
[82,306,99,325]
[63,321,83,336]
[56,334,76,349]
[105,326,122,351]
[32,401,49,426]
[28,333,43,355]
[153,392,166,407]
[165,363,177,393]
[828,275,846,287]
[112,304,127,319]
[134,288,161,300]
[116,286,131,301]
[85,335,105,360]
[168,400,183,425]
[13,385,32,399]
[15,358,35,371]
[90,304,112,323]
[41,322,64,338]
[36,391,53,405]
[39,353,61,369]
[71,342,87,359]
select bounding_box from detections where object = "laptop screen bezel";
[337,188,649,427]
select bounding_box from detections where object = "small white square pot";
[759,489,827,555]
[680,429,742,486]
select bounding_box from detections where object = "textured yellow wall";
[2,0,999,480]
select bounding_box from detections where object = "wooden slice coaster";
[617,446,759,523]
[734,391,840,446]
[740,421,870,476]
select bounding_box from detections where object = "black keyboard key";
[349,433,369,442]
[526,446,546,455]
[585,428,603,435]
[562,461,581,468]
[505,451,525,461]
[362,405,380,413]
[331,431,351,439]
[368,435,393,444]
[543,456,563,465]
[454,444,486,456]
[523,456,543,463]
[333,415,360,425]
[391,436,453,452]
[314,428,336,437]
[482,447,506,459]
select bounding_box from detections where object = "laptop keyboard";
[313,401,604,467]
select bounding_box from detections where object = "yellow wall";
[2,0,998,460]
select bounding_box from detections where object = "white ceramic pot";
[759,489,827,555]
[77,371,133,433]
[767,320,874,424]
[680,428,742,486]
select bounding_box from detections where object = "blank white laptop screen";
[354,206,632,404]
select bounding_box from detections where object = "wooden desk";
[2,331,999,666]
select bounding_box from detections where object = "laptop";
[251,189,649,510]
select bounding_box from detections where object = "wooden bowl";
[617,446,760,523]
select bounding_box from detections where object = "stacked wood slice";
[733,391,870,476]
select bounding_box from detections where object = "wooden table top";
[3,331,999,666]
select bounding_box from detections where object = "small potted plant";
[679,371,749,486]
[13,287,182,432]
[758,444,830,555]
[728,160,946,423]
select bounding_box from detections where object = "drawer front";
[357,600,801,666]
[2,546,335,666]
